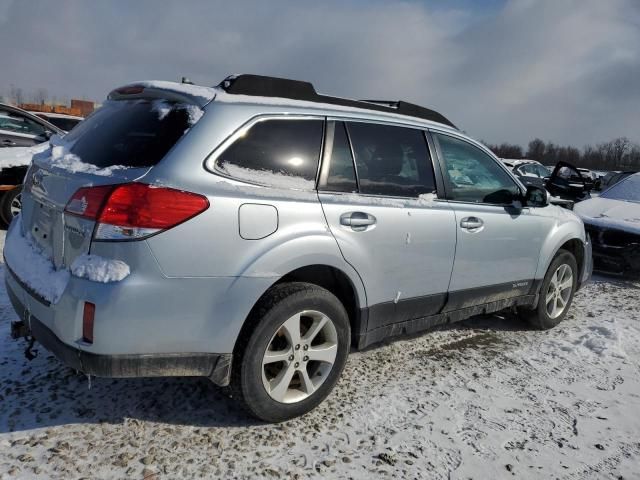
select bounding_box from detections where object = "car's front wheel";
[230,282,350,422]
[523,249,578,329]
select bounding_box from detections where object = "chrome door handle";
[340,212,376,231]
[1,140,17,147]
[460,216,484,230]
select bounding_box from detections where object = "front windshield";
[602,174,640,203]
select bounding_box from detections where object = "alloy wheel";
[261,310,338,404]
[10,192,22,218]
[545,263,573,319]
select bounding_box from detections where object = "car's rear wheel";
[523,250,577,329]
[0,185,22,226]
[230,282,350,422]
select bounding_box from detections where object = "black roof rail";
[217,74,457,129]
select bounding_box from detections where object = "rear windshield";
[602,174,640,203]
[64,100,193,168]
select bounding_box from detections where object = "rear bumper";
[7,281,232,385]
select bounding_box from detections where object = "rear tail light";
[65,183,209,241]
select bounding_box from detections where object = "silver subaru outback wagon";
[5,75,592,422]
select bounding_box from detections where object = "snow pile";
[217,163,315,190]
[3,216,70,303]
[151,100,204,126]
[417,192,437,207]
[0,142,49,169]
[48,140,129,177]
[151,99,172,120]
[70,254,130,283]
[550,319,627,359]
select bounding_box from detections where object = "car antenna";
[181,76,194,85]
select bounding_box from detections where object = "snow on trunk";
[4,216,70,303]
[70,255,130,283]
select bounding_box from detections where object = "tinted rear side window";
[215,119,323,190]
[320,122,357,193]
[346,122,435,197]
[65,100,193,168]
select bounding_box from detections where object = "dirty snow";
[0,143,49,169]
[70,255,130,283]
[3,218,69,304]
[1,227,639,478]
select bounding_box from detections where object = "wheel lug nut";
[303,345,308,351]
[295,344,300,350]
[303,356,309,362]
[294,362,299,368]
[288,355,294,361]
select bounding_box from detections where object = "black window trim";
[318,116,444,201]
[428,128,526,207]
[204,113,327,190]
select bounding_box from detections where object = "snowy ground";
[1,230,639,479]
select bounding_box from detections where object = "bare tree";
[526,138,545,161]
[34,88,48,105]
[9,85,24,105]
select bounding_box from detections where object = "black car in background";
[575,173,640,276]
[600,171,637,191]
[501,159,592,207]
[30,111,84,132]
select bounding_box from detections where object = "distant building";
[18,98,96,118]
[70,99,95,117]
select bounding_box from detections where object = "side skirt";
[355,294,538,350]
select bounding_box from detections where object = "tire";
[523,249,578,329]
[0,185,22,226]
[230,282,350,422]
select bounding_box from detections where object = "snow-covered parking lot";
[1,230,639,479]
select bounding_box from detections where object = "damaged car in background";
[501,159,592,209]
[575,173,640,276]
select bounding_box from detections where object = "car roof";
[108,75,460,133]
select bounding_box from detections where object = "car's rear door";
[430,131,546,310]
[318,120,456,332]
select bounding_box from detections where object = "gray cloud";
[1,0,638,147]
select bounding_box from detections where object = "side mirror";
[44,130,54,139]
[525,185,550,208]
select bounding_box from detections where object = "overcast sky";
[1,0,638,147]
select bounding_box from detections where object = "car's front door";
[431,131,546,310]
[319,121,457,331]
[0,107,48,147]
